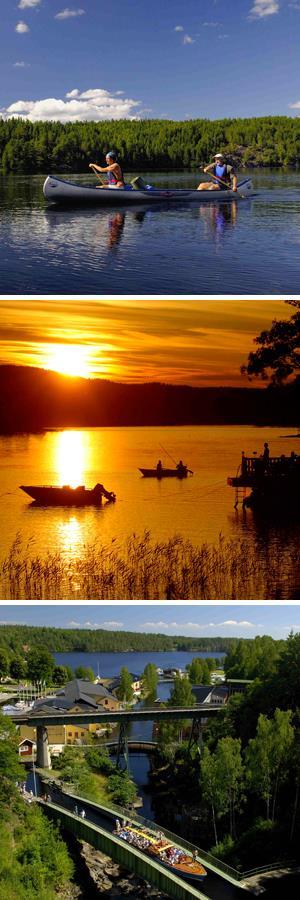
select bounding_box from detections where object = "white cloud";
[13,60,30,67]
[289,99,300,108]
[1,87,142,122]
[249,0,279,18]
[143,621,170,628]
[183,34,194,44]
[218,33,229,38]
[174,25,184,31]
[55,8,85,19]
[102,621,124,628]
[15,21,30,33]
[203,21,222,27]
[219,619,255,627]
[18,0,41,7]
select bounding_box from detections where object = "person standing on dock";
[263,442,270,469]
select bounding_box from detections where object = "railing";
[242,860,296,878]
[41,776,294,885]
[56,784,243,884]
[241,454,300,477]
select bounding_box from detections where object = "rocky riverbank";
[80,842,168,899]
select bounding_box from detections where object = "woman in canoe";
[89,151,125,188]
[198,152,237,192]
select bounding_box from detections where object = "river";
[52,650,224,820]
[1,425,300,596]
[1,169,300,294]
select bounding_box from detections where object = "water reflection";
[1,170,300,294]
[55,430,88,487]
[198,201,239,244]
[56,514,84,557]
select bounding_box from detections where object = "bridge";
[12,705,222,768]
[37,782,252,900]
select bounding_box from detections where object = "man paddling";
[197,152,237,192]
[89,151,125,188]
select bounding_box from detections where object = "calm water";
[52,649,222,818]
[1,424,300,566]
[1,169,300,294]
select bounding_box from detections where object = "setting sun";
[44,344,92,378]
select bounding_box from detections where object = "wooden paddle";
[89,164,107,185]
[201,167,248,198]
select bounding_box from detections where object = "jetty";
[228,450,300,510]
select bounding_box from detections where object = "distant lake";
[53,650,224,679]
[1,169,300,294]
[1,424,300,598]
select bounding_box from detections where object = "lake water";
[1,169,300,294]
[1,424,299,587]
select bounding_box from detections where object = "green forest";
[0,115,299,173]
[0,624,245,655]
[0,712,74,899]
[152,632,300,873]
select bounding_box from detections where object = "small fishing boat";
[139,466,192,479]
[114,824,207,883]
[43,175,253,205]
[20,483,116,506]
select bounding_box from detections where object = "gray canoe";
[43,175,253,205]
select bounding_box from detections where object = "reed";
[1,532,299,601]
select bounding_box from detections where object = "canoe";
[20,483,116,505]
[139,467,191,479]
[43,175,253,205]
[114,824,207,883]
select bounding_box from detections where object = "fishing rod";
[159,443,193,475]
[159,443,177,466]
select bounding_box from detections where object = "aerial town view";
[0,605,299,899]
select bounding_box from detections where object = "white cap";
[214,152,224,158]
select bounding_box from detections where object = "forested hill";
[1,116,299,173]
[0,624,242,654]
[1,366,300,431]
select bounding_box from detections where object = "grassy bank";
[1,532,299,600]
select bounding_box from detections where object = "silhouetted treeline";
[1,116,300,173]
[1,366,300,431]
[0,624,240,655]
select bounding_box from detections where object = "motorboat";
[20,483,116,506]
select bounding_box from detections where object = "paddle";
[200,166,249,198]
[89,163,107,185]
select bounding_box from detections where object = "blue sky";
[1,1,300,121]
[0,605,299,639]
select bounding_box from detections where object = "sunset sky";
[0,299,290,387]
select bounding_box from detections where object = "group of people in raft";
[89,151,238,192]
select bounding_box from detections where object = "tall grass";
[1,532,299,601]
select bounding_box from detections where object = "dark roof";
[32,679,117,714]
[191,685,213,703]
[57,679,116,702]
[191,684,228,704]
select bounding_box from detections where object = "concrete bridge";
[38,783,251,900]
[12,705,222,768]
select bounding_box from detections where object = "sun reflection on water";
[55,430,89,488]
[56,515,84,558]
